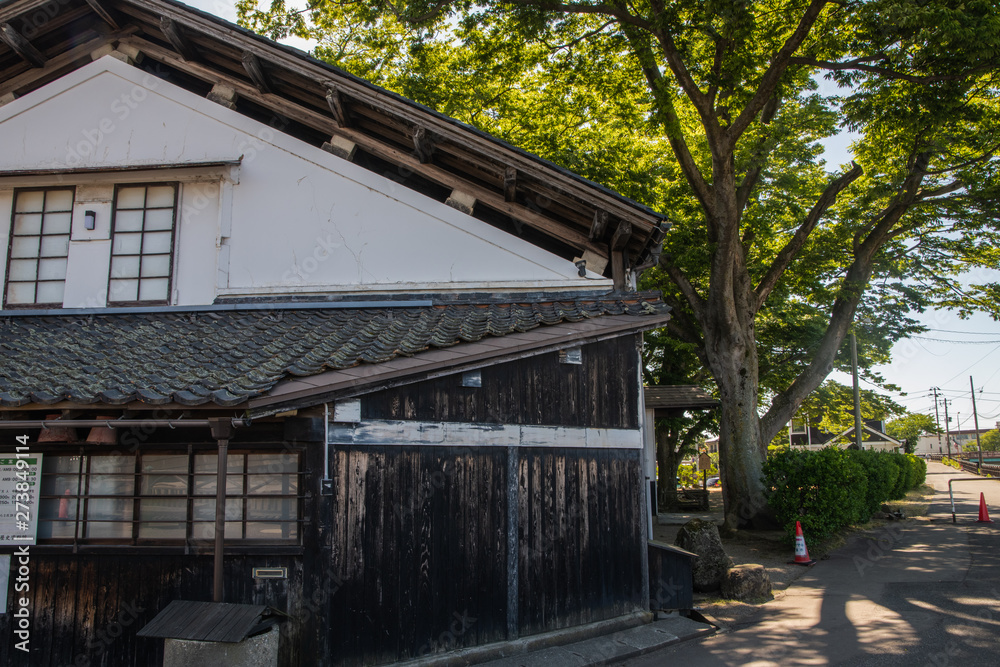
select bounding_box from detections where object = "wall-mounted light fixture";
[84,210,97,230]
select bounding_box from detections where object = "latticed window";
[108,183,177,304]
[37,451,301,545]
[4,188,73,306]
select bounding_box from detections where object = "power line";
[943,344,1000,386]
[911,336,1000,344]
[925,328,1000,335]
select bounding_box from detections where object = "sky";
[182,1,1000,432]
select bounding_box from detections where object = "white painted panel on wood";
[63,239,112,308]
[174,181,220,306]
[327,419,641,449]
[0,58,610,302]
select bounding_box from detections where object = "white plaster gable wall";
[0,57,610,306]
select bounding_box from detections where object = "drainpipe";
[209,418,236,603]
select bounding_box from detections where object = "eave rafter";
[0,22,47,68]
[0,0,665,267]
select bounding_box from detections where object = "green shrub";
[906,454,927,489]
[887,453,912,499]
[847,450,899,520]
[763,447,868,541]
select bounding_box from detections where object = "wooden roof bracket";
[504,166,517,202]
[160,17,198,62]
[590,209,609,241]
[84,0,121,30]
[324,84,349,128]
[0,22,47,68]
[241,50,273,94]
[413,126,435,164]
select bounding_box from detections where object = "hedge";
[763,448,926,541]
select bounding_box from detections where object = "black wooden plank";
[362,338,639,429]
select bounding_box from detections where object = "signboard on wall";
[0,455,43,545]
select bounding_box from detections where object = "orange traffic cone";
[790,521,817,565]
[977,493,993,523]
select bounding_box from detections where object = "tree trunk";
[714,369,769,532]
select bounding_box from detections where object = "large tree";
[240,0,1000,530]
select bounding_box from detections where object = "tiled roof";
[0,297,667,408]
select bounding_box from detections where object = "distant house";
[789,418,903,452]
[0,1,674,665]
[917,423,1000,456]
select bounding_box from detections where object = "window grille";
[37,450,301,546]
[4,188,73,306]
[108,184,177,304]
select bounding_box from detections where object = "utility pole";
[931,387,943,454]
[943,398,952,458]
[851,332,863,449]
[971,376,983,471]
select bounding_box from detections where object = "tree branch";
[759,154,931,443]
[649,28,720,141]
[619,25,715,214]
[507,0,652,29]
[915,180,964,201]
[658,254,707,326]
[726,0,830,148]
[789,56,999,85]
[754,161,863,311]
[735,93,781,213]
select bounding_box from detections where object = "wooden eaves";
[248,312,672,418]
[0,0,670,286]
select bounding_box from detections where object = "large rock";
[674,519,733,592]
[721,564,773,602]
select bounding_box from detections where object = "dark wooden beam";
[122,0,659,234]
[120,34,610,257]
[504,166,517,202]
[84,0,121,30]
[241,50,272,94]
[590,209,609,241]
[610,220,632,251]
[611,251,626,290]
[0,23,47,68]
[413,126,434,164]
[610,220,632,290]
[160,17,198,62]
[324,84,348,127]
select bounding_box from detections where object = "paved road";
[618,462,1000,666]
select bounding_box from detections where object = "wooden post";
[610,220,631,290]
[209,419,236,603]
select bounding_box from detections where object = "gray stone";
[163,625,279,667]
[721,564,773,602]
[673,519,733,592]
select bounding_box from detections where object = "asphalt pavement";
[616,461,1000,666]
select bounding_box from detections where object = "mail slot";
[252,567,288,579]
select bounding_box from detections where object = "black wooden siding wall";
[0,435,322,667]
[324,446,645,666]
[362,336,640,429]
[0,335,645,666]
[0,554,305,667]
[321,334,647,665]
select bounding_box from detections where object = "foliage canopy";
[239,0,1000,529]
